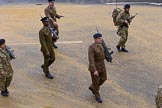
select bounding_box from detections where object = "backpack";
[112,8,122,26]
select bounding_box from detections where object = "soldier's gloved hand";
[94,71,98,76]
[53,22,58,27]
[129,19,132,23]
[58,15,64,19]
[52,37,59,42]
[57,16,61,19]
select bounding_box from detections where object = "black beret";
[40,17,49,22]
[93,33,102,39]
[124,4,131,9]
[0,39,5,45]
[48,0,55,2]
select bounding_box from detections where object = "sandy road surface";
[0,3,162,108]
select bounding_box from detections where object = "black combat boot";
[53,43,58,49]
[116,45,121,52]
[96,97,103,103]
[1,90,9,97]
[121,48,128,52]
[45,73,54,79]
[5,89,9,94]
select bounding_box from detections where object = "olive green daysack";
[112,8,122,26]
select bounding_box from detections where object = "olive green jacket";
[88,43,105,73]
[39,26,54,53]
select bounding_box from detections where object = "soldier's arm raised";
[39,31,49,55]
[56,13,64,19]
[88,46,96,73]
[56,12,64,19]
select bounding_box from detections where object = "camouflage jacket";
[0,48,13,78]
[116,10,130,27]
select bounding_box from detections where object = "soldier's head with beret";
[40,17,49,26]
[93,33,102,39]
[124,4,130,9]
[48,0,55,7]
[124,4,130,13]
[41,17,49,22]
[0,39,6,49]
[93,33,103,44]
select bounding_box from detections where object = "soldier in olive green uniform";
[0,39,14,97]
[88,33,107,103]
[116,4,131,52]
[45,0,63,48]
[39,17,55,79]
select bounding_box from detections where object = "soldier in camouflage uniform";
[155,85,162,108]
[88,33,107,103]
[39,17,55,79]
[116,4,131,52]
[0,39,14,97]
[45,0,63,48]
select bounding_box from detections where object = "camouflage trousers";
[42,51,55,74]
[89,61,107,99]
[0,76,13,91]
[117,27,129,48]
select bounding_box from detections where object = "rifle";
[60,15,64,18]
[96,28,113,63]
[48,24,59,42]
[127,13,138,24]
[122,13,138,27]
[6,46,16,60]
[57,15,64,19]
[102,40,114,63]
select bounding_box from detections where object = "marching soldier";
[39,17,55,79]
[0,39,14,97]
[88,33,107,103]
[45,0,63,48]
[116,4,131,52]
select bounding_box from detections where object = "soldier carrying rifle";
[115,4,137,52]
[45,0,64,48]
[88,33,109,103]
[0,39,14,97]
